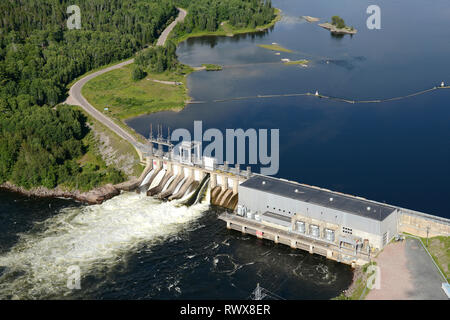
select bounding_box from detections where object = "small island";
[319,16,357,35]
[201,64,223,71]
[257,43,293,53]
[282,59,309,66]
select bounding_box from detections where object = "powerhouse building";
[237,175,399,250]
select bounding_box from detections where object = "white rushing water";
[148,169,166,191]
[0,192,209,299]
[140,168,155,187]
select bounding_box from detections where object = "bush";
[331,16,346,29]
[132,66,147,81]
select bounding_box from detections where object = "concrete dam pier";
[136,139,247,211]
[138,156,245,210]
[135,138,450,267]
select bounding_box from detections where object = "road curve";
[66,59,138,145]
[157,8,187,46]
[65,8,187,155]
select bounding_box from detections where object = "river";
[1,0,449,299]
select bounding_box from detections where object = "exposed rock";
[79,184,120,204]
[0,163,152,205]
[0,182,119,205]
[318,22,357,34]
[87,123,138,177]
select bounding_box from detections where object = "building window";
[342,227,353,235]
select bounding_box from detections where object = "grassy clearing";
[257,43,293,53]
[66,57,135,89]
[421,236,450,281]
[82,64,191,120]
[172,8,282,44]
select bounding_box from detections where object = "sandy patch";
[366,241,414,299]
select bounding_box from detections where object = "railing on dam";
[220,213,372,265]
[146,148,253,180]
[400,208,450,226]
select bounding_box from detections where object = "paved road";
[403,238,447,300]
[66,60,139,146]
[65,8,186,155]
[157,8,187,46]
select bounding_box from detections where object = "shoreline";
[119,8,282,121]
[80,7,283,134]
[81,63,195,122]
[1,7,284,204]
[172,8,282,44]
[0,161,152,205]
[0,182,120,205]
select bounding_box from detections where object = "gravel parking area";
[366,238,447,300]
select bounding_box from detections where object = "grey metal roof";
[240,175,396,221]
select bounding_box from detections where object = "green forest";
[135,0,275,75]
[174,0,275,34]
[134,41,179,74]
[0,0,176,190]
[0,0,275,191]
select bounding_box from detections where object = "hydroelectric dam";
[132,136,450,268]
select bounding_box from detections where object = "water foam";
[0,192,209,299]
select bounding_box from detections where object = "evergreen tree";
[132,66,146,81]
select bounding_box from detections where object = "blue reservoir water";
[127,0,450,217]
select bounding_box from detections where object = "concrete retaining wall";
[399,210,450,238]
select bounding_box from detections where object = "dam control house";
[142,139,449,267]
[222,175,399,266]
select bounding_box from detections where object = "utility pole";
[426,226,430,247]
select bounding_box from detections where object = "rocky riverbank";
[0,162,152,204]
[0,182,120,205]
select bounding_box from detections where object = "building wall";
[239,186,383,234]
[380,208,400,245]
[239,185,388,249]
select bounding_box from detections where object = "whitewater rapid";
[0,192,209,299]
